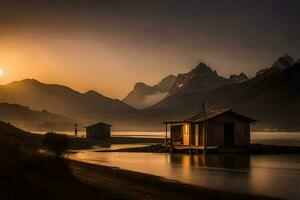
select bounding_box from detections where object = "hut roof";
[186,108,255,122]
[164,108,256,124]
[86,122,112,128]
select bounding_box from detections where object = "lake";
[36,131,300,146]
[36,130,300,198]
[70,152,300,200]
[65,131,300,199]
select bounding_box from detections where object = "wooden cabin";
[86,122,112,140]
[164,109,255,151]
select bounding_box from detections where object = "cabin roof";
[164,108,256,124]
[186,108,255,122]
[86,122,112,128]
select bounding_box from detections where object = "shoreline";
[0,122,295,199]
[69,136,164,150]
[69,159,278,200]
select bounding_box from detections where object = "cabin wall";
[207,122,224,146]
[170,113,251,147]
[170,125,183,144]
[233,122,250,145]
[198,124,204,146]
[86,125,111,140]
[206,113,250,146]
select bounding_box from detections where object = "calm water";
[35,131,300,146]
[70,143,152,152]
[70,152,300,200]
[34,131,165,138]
[251,132,300,146]
[65,131,300,199]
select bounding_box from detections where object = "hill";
[0,79,137,127]
[0,103,78,131]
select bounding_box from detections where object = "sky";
[0,0,299,99]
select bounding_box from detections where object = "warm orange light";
[184,123,189,134]
[183,123,190,145]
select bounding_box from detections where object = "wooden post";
[189,123,192,154]
[165,123,168,145]
[170,127,173,146]
[170,128,173,153]
[75,124,78,137]
[202,102,207,152]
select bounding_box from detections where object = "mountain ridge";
[140,54,300,131]
[0,78,137,127]
[0,54,298,131]
[0,102,78,131]
[168,63,232,96]
[123,75,176,109]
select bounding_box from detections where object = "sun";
[0,69,4,76]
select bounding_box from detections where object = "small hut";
[86,122,112,140]
[164,109,255,150]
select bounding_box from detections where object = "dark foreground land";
[1,158,279,200]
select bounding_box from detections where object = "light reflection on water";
[70,143,152,152]
[35,131,300,146]
[70,152,300,200]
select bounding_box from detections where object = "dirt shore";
[69,160,278,200]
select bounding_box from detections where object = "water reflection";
[70,143,152,152]
[170,154,250,169]
[70,152,300,199]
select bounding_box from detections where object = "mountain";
[1,55,298,131]
[0,103,77,131]
[123,75,176,109]
[144,62,236,113]
[229,73,249,83]
[155,75,177,91]
[256,54,294,78]
[0,79,137,127]
[168,63,232,96]
[124,63,235,109]
[141,55,300,131]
